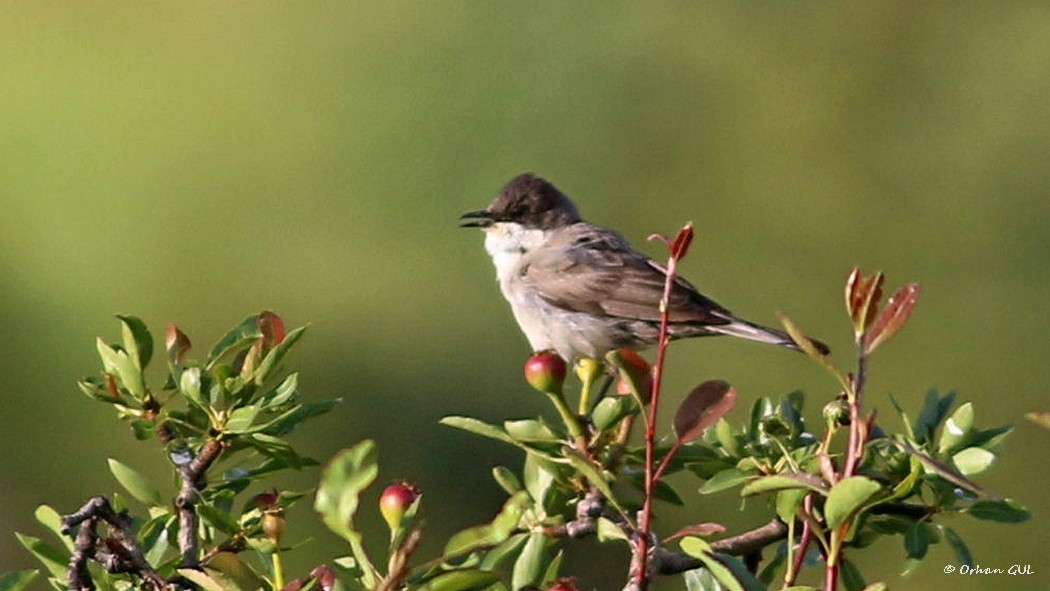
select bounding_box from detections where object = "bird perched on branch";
[461,173,828,362]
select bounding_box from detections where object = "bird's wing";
[521,224,733,325]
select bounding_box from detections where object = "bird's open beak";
[459,209,494,228]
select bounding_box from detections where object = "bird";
[460,173,829,362]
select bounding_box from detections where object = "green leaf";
[824,476,882,531]
[176,569,235,591]
[492,466,522,495]
[859,584,888,591]
[207,315,263,368]
[198,502,241,535]
[714,419,743,457]
[914,389,956,444]
[418,570,500,591]
[542,549,564,587]
[894,440,986,497]
[937,402,975,455]
[441,416,516,446]
[443,524,498,558]
[33,505,72,551]
[775,488,808,524]
[564,450,624,514]
[442,491,529,559]
[699,468,752,495]
[683,568,719,591]
[224,405,261,434]
[179,366,206,409]
[15,533,67,580]
[253,325,307,385]
[258,399,341,436]
[902,522,930,575]
[651,477,685,506]
[740,473,825,497]
[246,433,311,469]
[596,517,629,543]
[479,533,529,571]
[679,537,766,591]
[140,514,174,565]
[839,558,866,591]
[265,372,300,407]
[315,440,378,541]
[523,453,557,510]
[504,419,561,443]
[952,447,996,476]
[591,396,638,431]
[674,380,738,444]
[887,456,922,502]
[966,498,1030,523]
[202,552,270,591]
[940,525,973,567]
[117,314,154,370]
[511,533,548,591]
[748,397,775,439]
[108,458,164,507]
[0,571,39,591]
[969,423,1013,452]
[314,441,379,586]
[490,490,531,537]
[96,338,146,398]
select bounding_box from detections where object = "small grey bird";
[460,173,829,362]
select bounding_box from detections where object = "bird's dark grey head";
[460,173,582,230]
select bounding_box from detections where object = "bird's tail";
[706,315,830,355]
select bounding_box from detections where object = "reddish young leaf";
[864,283,920,354]
[310,565,336,591]
[673,380,738,443]
[670,222,694,260]
[664,522,727,543]
[845,268,884,339]
[257,310,287,347]
[165,323,192,364]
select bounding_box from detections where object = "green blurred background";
[2,3,1047,590]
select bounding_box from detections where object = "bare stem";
[176,438,226,569]
[629,252,681,591]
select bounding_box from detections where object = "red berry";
[524,352,567,394]
[252,490,280,511]
[379,481,421,532]
[546,577,579,591]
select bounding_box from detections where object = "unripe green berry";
[823,399,851,427]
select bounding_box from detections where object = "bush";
[2,230,1029,591]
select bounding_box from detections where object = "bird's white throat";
[483,222,549,282]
